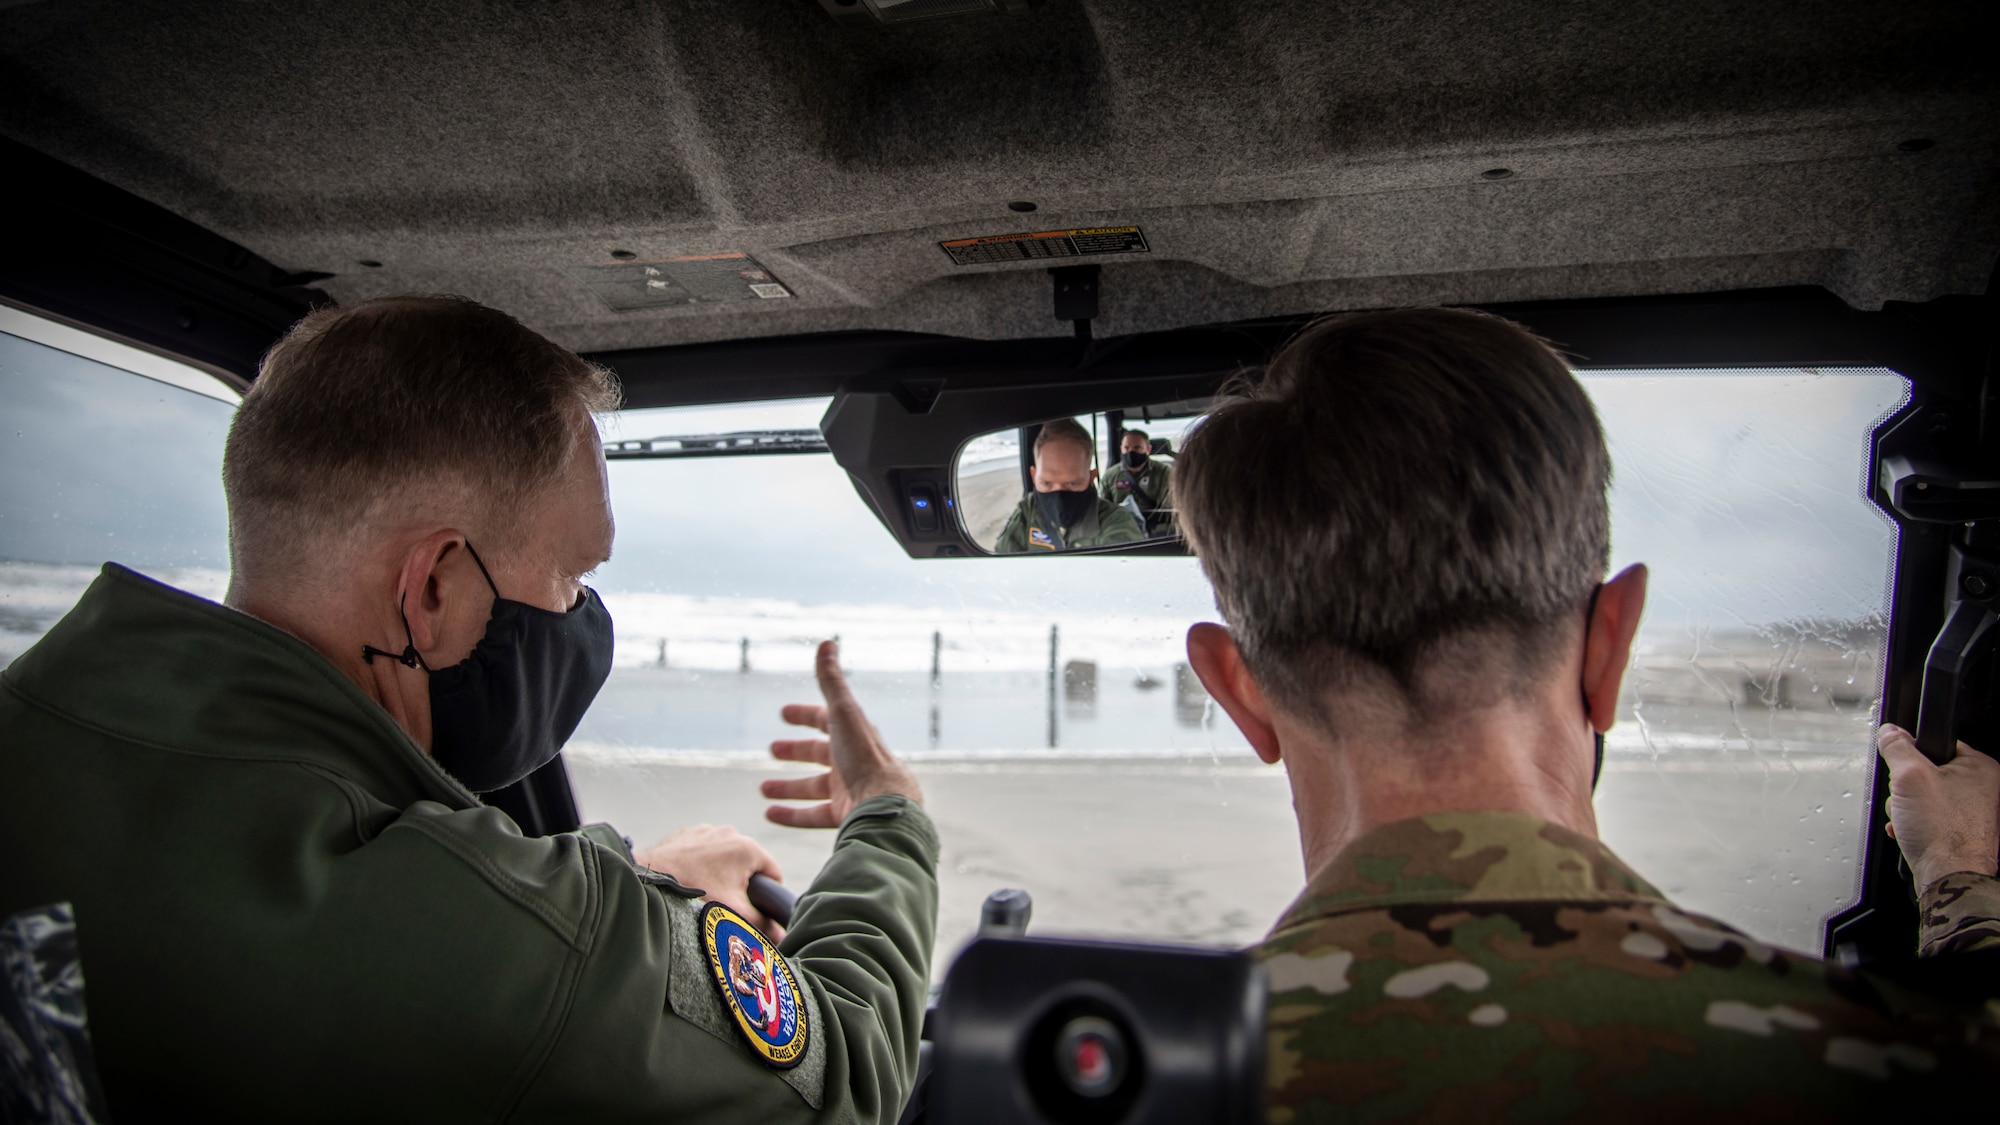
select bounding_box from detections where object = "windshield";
[0,314,1905,965]
[573,370,1906,967]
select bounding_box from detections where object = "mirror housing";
[821,366,1233,559]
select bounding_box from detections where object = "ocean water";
[573,665,1249,758]
[2,558,1882,765]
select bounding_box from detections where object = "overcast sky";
[1590,370,1902,632]
[0,332,234,569]
[1,325,1905,634]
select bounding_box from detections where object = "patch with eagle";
[699,902,810,1068]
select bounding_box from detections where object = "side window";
[1586,369,1904,951]
[0,314,236,667]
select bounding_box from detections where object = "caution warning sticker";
[940,227,1150,267]
[573,253,794,312]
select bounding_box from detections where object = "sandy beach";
[568,742,1871,979]
[568,748,1302,978]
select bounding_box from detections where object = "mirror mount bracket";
[893,377,946,415]
[1050,265,1099,344]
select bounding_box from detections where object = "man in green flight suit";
[1173,308,1998,1118]
[0,296,937,1121]
[1100,427,1173,535]
[993,418,1144,553]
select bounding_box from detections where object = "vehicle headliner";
[2,1,1995,356]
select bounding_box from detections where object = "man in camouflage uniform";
[1173,308,1996,1119]
[993,418,1143,552]
[1100,428,1173,534]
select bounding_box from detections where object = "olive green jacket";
[0,564,938,1123]
[992,491,1144,553]
[1259,811,1997,1119]
[1098,459,1172,520]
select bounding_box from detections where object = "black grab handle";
[1915,599,1999,765]
[748,872,798,927]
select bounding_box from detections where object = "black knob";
[978,888,1032,938]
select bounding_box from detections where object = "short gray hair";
[1176,307,1610,723]
[223,295,621,579]
[1033,417,1094,463]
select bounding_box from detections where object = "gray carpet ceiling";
[3,0,1995,354]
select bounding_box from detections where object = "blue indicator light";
[913,497,930,508]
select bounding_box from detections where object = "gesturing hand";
[1877,722,2000,892]
[634,824,788,939]
[762,640,923,829]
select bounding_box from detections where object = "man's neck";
[1276,700,1599,880]
[226,580,435,753]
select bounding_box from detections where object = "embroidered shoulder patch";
[1028,527,1056,549]
[700,902,810,1068]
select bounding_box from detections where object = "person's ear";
[399,531,472,656]
[1582,564,1649,733]
[1186,623,1283,764]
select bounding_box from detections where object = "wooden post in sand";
[1046,624,1059,748]
[929,630,943,749]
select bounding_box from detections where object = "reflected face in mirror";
[1033,437,1097,493]
[954,410,1200,555]
[1120,431,1150,470]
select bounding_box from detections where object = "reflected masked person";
[993,418,1143,553]
[1099,428,1173,534]
[1173,308,1999,1115]
[0,296,936,1121]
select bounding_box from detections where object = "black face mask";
[365,543,614,793]
[1122,450,1149,471]
[1035,487,1096,530]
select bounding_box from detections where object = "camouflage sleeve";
[1917,871,2000,957]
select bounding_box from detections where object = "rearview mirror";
[957,405,1202,554]
[820,363,1232,560]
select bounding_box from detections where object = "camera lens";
[1055,1016,1126,1097]
[1024,998,1145,1123]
